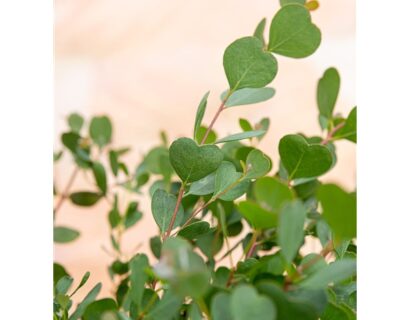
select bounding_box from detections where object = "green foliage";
[223,37,277,91]
[54,4,356,319]
[268,5,321,58]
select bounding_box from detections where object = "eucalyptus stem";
[321,122,345,145]
[163,184,185,240]
[200,94,230,145]
[196,297,212,319]
[53,166,79,216]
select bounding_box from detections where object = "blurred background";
[54,0,355,300]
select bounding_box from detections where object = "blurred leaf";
[278,200,306,264]
[89,116,112,148]
[279,134,332,180]
[196,229,224,259]
[238,200,277,229]
[317,68,340,119]
[69,283,102,320]
[193,91,210,139]
[211,292,233,320]
[169,137,223,183]
[92,162,107,194]
[56,275,73,295]
[129,254,149,310]
[124,202,142,229]
[110,260,129,275]
[150,236,162,259]
[144,147,171,175]
[70,271,91,297]
[54,263,69,284]
[221,87,275,107]
[151,189,184,233]
[317,184,356,241]
[300,259,356,289]
[68,113,84,133]
[195,125,217,144]
[244,149,272,179]
[62,132,81,153]
[280,0,306,5]
[216,130,266,144]
[109,151,119,176]
[230,285,276,320]
[268,5,320,58]
[144,290,183,320]
[253,17,267,46]
[223,37,277,91]
[213,161,242,197]
[186,172,216,196]
[54,226,80,243]
[108,195,121,229]
[178,221,210,240]
[333,107,357,143]
[254,177,294,212]
[54,150,63,162]
[239,118,253,132]
[255,117,270,141]
[155,237,211,297]
[83,299,117,320]
[70,192,102,207]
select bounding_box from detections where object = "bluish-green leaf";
[89,116,112,148]
[216,130,266,144]
[317,184,356,241]
[300,259,356,289]
[151,189,184,233]
[278,200,306,264]
[69,283,102,320]
[169,137,223,183]
[211,292,234,320]
[244,149,272,179]
[317,67,340,118]
[279,134,332,180]
[54,226,80,243]
[221,87,275,107]
[92,161,107,194]
[178,221,210,240]
[68,113,84,133]
[254,177,294,212]
[185,172,216,196]
[144,290,183,320]
[230,285,276,320]
[268,4,321,58]
[223,37,278,91]
[193,91,210,139]
[83,298,117,320]
[129,254,149,310]
[238,200,278,229]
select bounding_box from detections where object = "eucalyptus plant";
[54,2,356,320]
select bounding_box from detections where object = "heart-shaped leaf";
[279,134,332,180]
[221,87,275,107]
[211,292,234,320]
[244,149,272,179]
[151,189,184,233]
[223,37,278,91]
[67,113,84,134]
[169,137,223,183]
[230,285,276,320]
[268,4,321,58]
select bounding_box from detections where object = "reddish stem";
[321,122,345,145]
[54,167,79,215]
[163,185,185,240]
[200,99,227,145]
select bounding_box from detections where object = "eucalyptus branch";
[321,122,345,145]
[53,166,79,216]
[163,184,185,240]
[200,94,230,145]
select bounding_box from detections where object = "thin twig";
[163,185,185,240]
[54,167,79,215]
[200,97,228,145]
[321,122,345,145]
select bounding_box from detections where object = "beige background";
[54,0,356,300]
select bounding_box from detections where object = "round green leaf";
[83,298,117,320]
[254,177,294,212]
[211,292,234,320]
[279,134,332,180]
[230,285,276,320]
[223,36,278,91]
[67,113,84,133]
[89,116,112,148]
[268,4,321,58]
[169,137,224,183]
[151,189,184,233]
[237,200,278,229]
[244,149,272,179]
